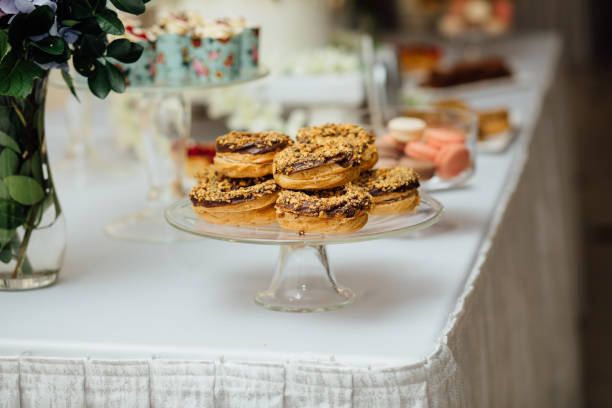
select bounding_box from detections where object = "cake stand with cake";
[97,12,269,242]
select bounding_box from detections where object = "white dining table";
[0,32,578,407]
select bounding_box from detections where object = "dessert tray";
[165,192,444,312]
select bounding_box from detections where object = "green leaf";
[30,36,66,56]
[0,244,11,263]
[60,20,80,27]
[110,0,145,15]
[0,199,27,229]
[0,52,46,99]
[4,175,45,205]
[0,227,14,248]
[96,9,125,35]
[0,107,12,134]
[0,30,10,61]
[25,5,55,37]
[67,0,93,19]
[19,160,31,177]
[105,62,126,93]
[0,180,8,199]
[106,39,143,63]
[30,152,43,185]
[61,70,79,100]
[79,34,106,58]
[73,52,96,77]
[87,62,111,98]
[0,149,19,179]
[0,131,20,154]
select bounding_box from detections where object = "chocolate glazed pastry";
[355,167,420,215]
[275,184,373,233]
[214,131,291,178]
[296,123,379,171]
[273,141,361,190]
[190,168,279,226]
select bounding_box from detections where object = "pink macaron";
[380,132,405,150]
[425,127,466,149]
[435,144,470,179]
[404,142,438,162]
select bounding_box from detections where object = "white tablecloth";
[0,32,579,407]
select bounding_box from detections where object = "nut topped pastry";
[355,167,420,215]
[214,131,291,178]
[296,123,378,170]
[273,141,361,190]
[190,168,279,225]
[275,184,373,233]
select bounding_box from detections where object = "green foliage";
[0,0,149,99]
[0,53,45,99]
[4,175,45,205]
[0,131,21,154]
[107,39,144,63]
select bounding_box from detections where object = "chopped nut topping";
[355,167,420,197]
[296,123,375,157]
[190,168,278,206]
[273,141,359,175]
[276,183,372,218]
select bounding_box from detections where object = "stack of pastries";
[189,124,421,234]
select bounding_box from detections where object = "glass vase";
[0,75,66,290]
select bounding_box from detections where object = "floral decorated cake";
[114,11,260,87]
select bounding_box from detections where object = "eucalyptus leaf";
[0,199,27,229]
[0,149,19,179]
[0,180,8,199]
[0,106,13,134]
[4,176,45,205]
[30,153,43,185]
[0,131,20,153]
[19,160,31,177]
[96,9,125,35]
[0,227,14,247]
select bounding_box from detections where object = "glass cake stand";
[54,70,269,243]
[165,192,445,312]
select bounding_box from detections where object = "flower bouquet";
[0,0,149,289]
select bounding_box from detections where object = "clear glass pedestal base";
[105,205,197,243]
[0,270,59,291]
[255,245,355,312]
[165,194,445,312]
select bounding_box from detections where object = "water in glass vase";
[0,75,66,290]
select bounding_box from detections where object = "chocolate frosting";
[216,140,289,154]
[215,131,291,155]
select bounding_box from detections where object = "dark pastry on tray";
[355,167,420,215]
[296,123,378,171]
[214,131,291,178]
[273,141,361,190]
[422,56,512,88]
[275,184,373,233]
[190,168,279,226]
